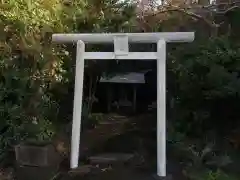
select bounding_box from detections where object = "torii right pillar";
[156,39,167,178]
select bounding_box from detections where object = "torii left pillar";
[52,32,194,178]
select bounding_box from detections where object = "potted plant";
[15,117,59,167]
[15,117,61,180]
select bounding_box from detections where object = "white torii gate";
[52,32,194,178]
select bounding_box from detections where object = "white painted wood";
[157,40,166,177]
[83,52,157,59]
[70,40,85,169]
[114,35,129,56]
[52,32,194,43]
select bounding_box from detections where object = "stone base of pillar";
[152,174,173,180]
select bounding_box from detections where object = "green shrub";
[187,169,238,180]
[169,36,240,136]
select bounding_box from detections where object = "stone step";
[68,165,94,176]
[64,164,116,180]
[89,153,134,166]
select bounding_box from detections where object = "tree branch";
[142,1,240,28]
[146,5,218,28]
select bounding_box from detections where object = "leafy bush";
[169,36,240,136]
[0,0,137,154]
[186,169,238,180]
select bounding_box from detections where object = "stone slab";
[15,144,60,167]
[68,165,93,176]
[89,153,134,165]
[152,174,173,180]
[15,165,58,180]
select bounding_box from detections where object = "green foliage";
[166,34,240,179]
[0,0,77,160]
[169,36,240,135]
[23,119,56,143]
[187,169,238,180]
[0,0,137,163]
[174,37,240,98]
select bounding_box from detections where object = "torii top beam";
[52,32,194,44]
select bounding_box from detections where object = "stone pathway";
[58,153,151,180]
[59,166,159,180]
[52,114,186,180]
[57,153,176,180]
[89,153,134,165]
